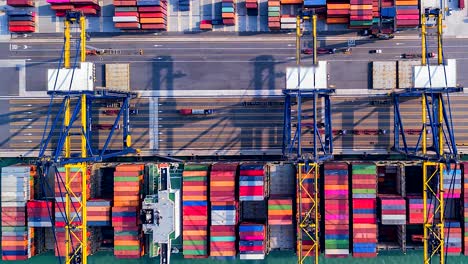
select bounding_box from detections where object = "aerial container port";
[0,0,467,263]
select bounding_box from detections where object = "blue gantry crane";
[35,11,138,264]
[391,9,463,264]
[282,9,335,264]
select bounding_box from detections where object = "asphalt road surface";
[1,35,467,96]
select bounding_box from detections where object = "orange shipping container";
[350,4,373,10]
[222,13,235,19]
[114,240,140,246]
[115,164,144,172]
[395,0,418,5]
[140,17,166,24]
[183,171,208,177]
[327,3,350,9]
[182,195,206,201]
[211,181,235,187]
[210,250,237,256]
[281,0,302,3]
[326,17,349,24]
[183,229,208,236]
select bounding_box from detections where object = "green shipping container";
[182,176,206,182]
[211,236,236,242]
[183,240,208,246]
[183,249,207,255]
[184,164,209,171]
[114,176,140,182]
[268,6,280,12]
[325,240,349,249]
[114,245,140,251]
[352,164,376,174]
[350,21,373,26]
[268,11,280,17]
[268,204,293,210]
[222,7,234,13]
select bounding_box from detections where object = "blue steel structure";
[392,87,462,162]
[282,89,334,162]
[37,90,138,165]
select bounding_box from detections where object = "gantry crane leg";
[297,163,319,264]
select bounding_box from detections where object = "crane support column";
[64,20,71,69]
[297,163,319,264]
[437,14,443,65]
[296,15,301,65]
[421,14,427,66]
[312,15,317,65]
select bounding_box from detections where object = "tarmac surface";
[0,34,468,157]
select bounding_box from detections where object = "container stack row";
[371,0,379,20]
[406,196,435,224]
[349,0,373,28]
[7,10,35,33]
[27,201,52,227]
[443,165,462,198]
[463,162,468,255]
[88,199,111,226]
[210,163,238,259]
[239,223,266,260]
[297,165,319,256]
[113,0,167,30]
[395,0,419,28]
[445,221,462,255]
[1,166,34,261]
[326,2,349,24]
[221,0,235,25]
[112,164,144,259]
[268,199,293,225]
[352,163,377,258]
[239,164,265,201]
[182,164,209,258]
[379,195,406,225]
[268,0,281,29]
[324,162,349,257]
[280,15,295,30]
[245,0,258,9]
[47,0,100,17]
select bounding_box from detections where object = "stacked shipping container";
[268,0,281,29]
[349,0,373,27]
[222,0,235,25]
[88,199,111,226]
[113,0,167,30]
[245,0,258,9]
[326,2,350,24]
[239,164,265,201]
[406,196,434,224]
[27,201,53,227]
[444,166,462,198]
[324,162,349,257]
[47,0,100,17]
[112,164,144,258]
[352,163,377,258]
[380,195,406,225]
[8,10,35,33]
[268,199,293,225]
[210,163,238,258]
[395,0,419,28]
[1,165,34,260]
[200,20,213,30]
[183,164,209,258]
[445,221,462,255]
[280,15,295,30]
[239,223,266,259]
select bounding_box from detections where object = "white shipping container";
[240,181,264,186]
[112,16,139,23]
[1,202,27,207]
[325,249,349,255]
[413,59,457,88]
[47,62,94,92]
[280,23,296,29]
[372,61,397,89]
[239,254,265,260]
[286,62,328,89]
[280,18,296,23]
[381,215,406,220]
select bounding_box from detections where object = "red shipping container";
[239,245,264,251]
[239,169,264,176]
[460,0,465,9]
[327,9,350,15]
[239,186,263,196]
[397,14,419,20]
[115,12,139,17]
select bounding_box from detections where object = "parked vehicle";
[369,49,382,54]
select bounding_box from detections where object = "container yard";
[1,0,468,263]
